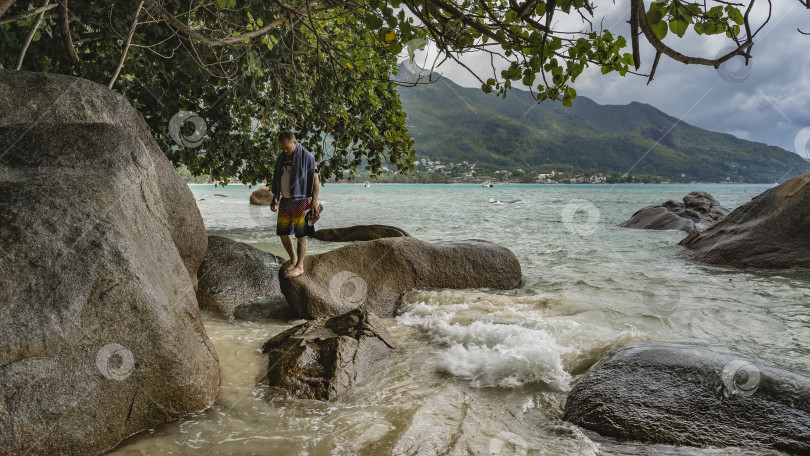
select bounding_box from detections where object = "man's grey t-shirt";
[280,154,292,198]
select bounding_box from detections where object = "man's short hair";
[278,130,296,144]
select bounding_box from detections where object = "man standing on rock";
[270,131,320,278]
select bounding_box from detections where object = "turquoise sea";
[113,183,810,455]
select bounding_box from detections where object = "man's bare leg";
[280,235,297,273]
[286,237,307,278]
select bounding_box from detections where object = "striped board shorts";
[277,197,314,238]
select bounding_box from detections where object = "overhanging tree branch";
[141,0,315,46]
[636,0,753,67]
[108,0,144,88]
[630,0,641,69]
[14,0,49,70]
[58,0,79,62]
[0,0,15,18]
[0,2,57,25]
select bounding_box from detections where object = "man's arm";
[269,155,281,211]
[311,172,320,212]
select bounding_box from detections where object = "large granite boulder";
[196,235,287,320]
[249,186,274,206]
[620,191,729,233]
[0,71,219,455]
[278,237,522,319]
[261,309,394,401]
[563,342,810,454]
[313,224,410,242]
[679,173,810,268]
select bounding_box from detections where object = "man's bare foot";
[283,259,297,273]
[284,265,304,278]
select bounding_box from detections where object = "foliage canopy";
[0,0,796,184]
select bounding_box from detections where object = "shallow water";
[111,183,810,455]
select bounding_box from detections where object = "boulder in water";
[679,173,810,268]
[279,237,522,319]
[313,224,410,242]
[196,235,288,320]
[563,341,810,454]
[619,191,729,232]
[0,70,219,455]
[261,308,394,400]
[618,205,697,232]
[249,187,274,206]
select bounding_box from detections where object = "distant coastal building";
[536,171,556,181]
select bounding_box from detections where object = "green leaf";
[647,8,663,25]
[669,19,688,37]
[536,2,547,16]
[708,6,724,18]
[388,41,403,54]
[366,15,383,29]
[651,21,668,39]
[727,7,745,25]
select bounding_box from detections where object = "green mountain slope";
[393,61,810,183]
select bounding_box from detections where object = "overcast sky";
[404,0,810,158]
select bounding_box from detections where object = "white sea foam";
[396,290,574,390]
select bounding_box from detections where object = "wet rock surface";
[564,341,810,454]
[261,309,394,401]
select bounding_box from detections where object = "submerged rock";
[249,187,274,206]
[619,206,696,232]
[196,235,287,320]
[679,173,810,268]
[619,191,729,232]
[0,71,219,455]
[313,224,410,242]
[261,309,394,401]
[563,341,810,454]
[488,198,522,204]
[278,237,522,319]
